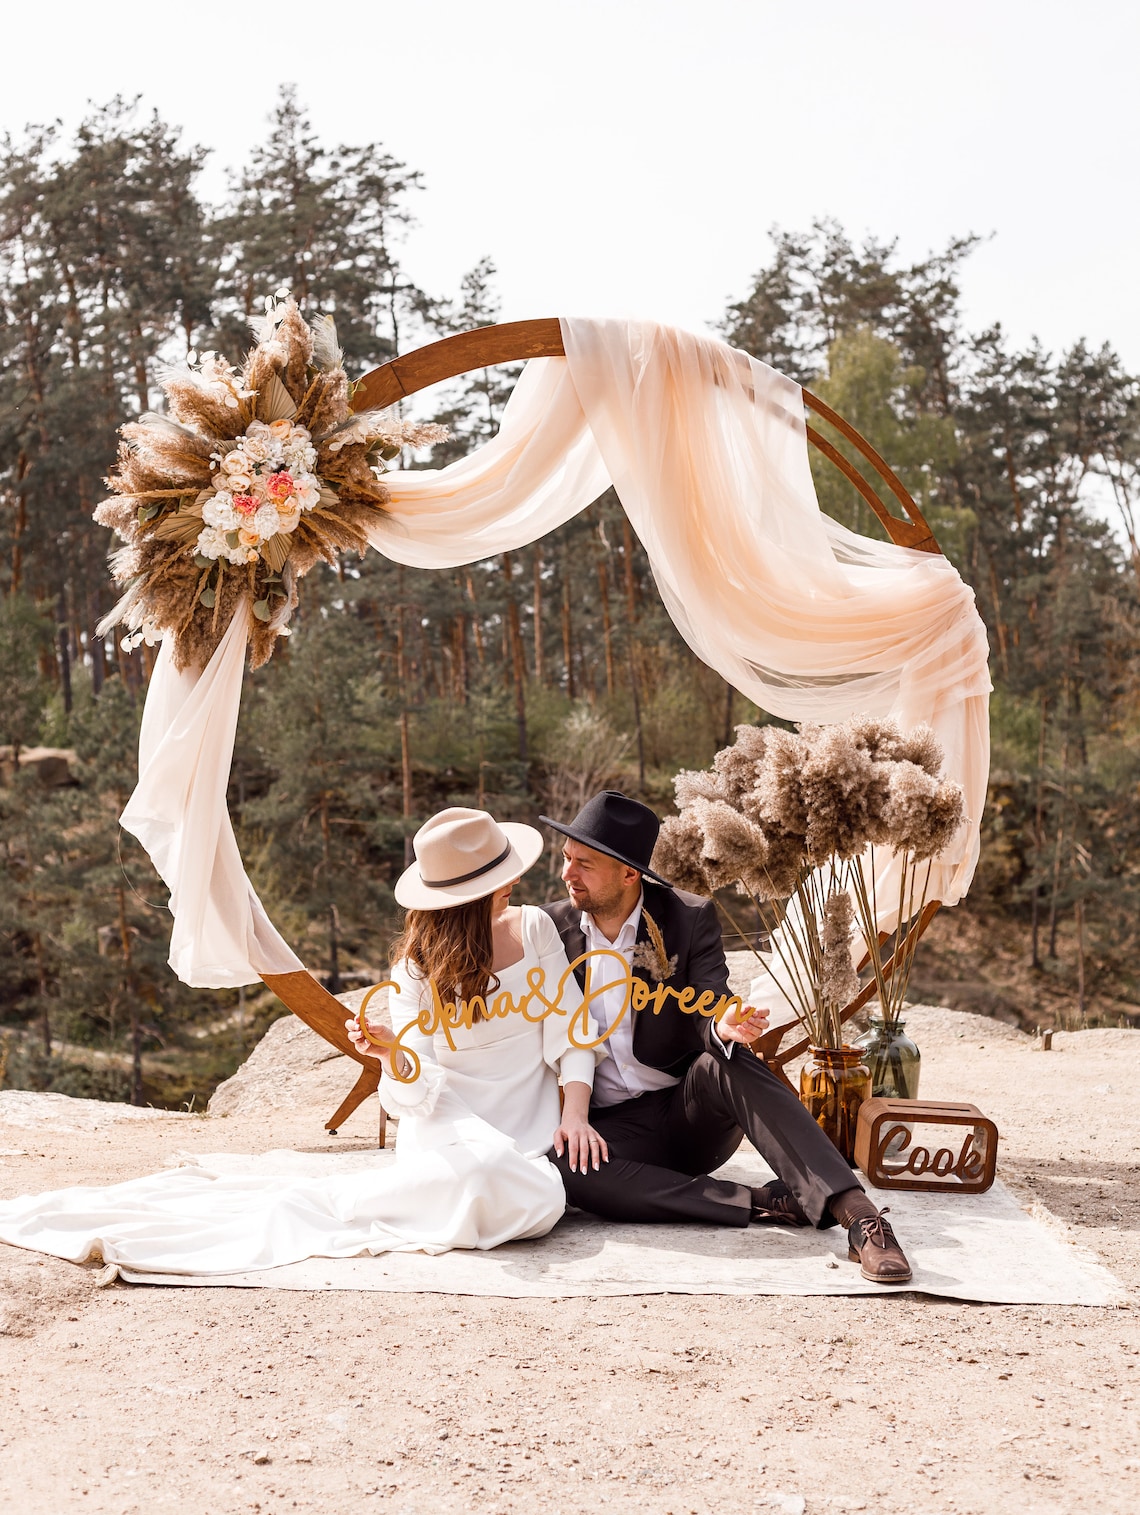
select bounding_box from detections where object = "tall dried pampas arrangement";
[651,718,965,1048]
[94,291,445,670]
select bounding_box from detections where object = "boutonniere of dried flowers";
[631,909,677,983]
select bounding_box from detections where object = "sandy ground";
[1,1005,1138,1515]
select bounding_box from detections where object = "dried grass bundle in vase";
[95,291,446,671]
[651,718,965,1047]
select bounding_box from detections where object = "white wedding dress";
[0,908,599,1276]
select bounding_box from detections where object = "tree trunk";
[722,681,735,749]
[987,555,1010,681]
[620,518,639,625]
[11,449,28,594]
[1046,818,1064,960]
[56,585,72,714]
[627,633,646,791]
[118,885,143,1106]
[1075,900,1086,1018]
[454,613,469,704]
[32,928,50,1058]
[396,575,414,866]
[595,553,615,699]
[418,614,440,700]
[1031,695,1048,969]
[502,553,528,764]
[465,573,485,669]
[532,546,545,687]
[327,903,342,996]
[561,556,575,700]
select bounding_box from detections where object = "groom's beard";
[564,879,628,918]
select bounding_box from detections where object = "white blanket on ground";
[101,1149,1123,1306]
[0,1093,567,1274]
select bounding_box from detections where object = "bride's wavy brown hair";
[389,895,501,1023]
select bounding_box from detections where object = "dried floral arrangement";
[95,291,445,670]
[651,718,965,1048]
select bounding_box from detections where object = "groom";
[541,790,912,1284]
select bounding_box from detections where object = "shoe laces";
[857,1207,897,1249]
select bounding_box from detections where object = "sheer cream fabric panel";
[121,318,989,988]
[119,608,303,988]
[379,318,991,908]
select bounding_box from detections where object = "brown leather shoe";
[749,1182,811,1227]
[847,1208,913,1283]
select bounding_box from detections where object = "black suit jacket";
[542,881,732,1080]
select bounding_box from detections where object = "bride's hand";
[345,1015,401,1077]
[553,1113,609,1175]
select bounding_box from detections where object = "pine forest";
[2,90,1138,1107]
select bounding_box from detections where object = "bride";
[0,809,606,1277]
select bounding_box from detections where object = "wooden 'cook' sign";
[854,1098,999,1194]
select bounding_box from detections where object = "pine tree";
[210,85,425,370]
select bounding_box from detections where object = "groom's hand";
[715,1003,770,1046]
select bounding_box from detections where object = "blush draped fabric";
[119,317,990,990]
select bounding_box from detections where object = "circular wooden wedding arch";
[260,319,944,1140]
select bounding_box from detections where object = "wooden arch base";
[259,318,947,1133]
[260,970,386,1145]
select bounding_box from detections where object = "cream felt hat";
[395,807,545,911]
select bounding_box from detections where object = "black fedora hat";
[540,791,675,888]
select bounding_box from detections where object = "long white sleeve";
[528,908,605,1088]
[378,960,446,1118]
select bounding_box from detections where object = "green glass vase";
[854,1016,921,1100]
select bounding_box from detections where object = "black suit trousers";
[552,1049,860,1229]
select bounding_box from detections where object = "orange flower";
[265,471,295,505]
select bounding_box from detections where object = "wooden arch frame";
[351,318,943,556]
[260,318,944,1137]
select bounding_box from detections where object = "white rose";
[202,493,239,530]
[284,441,317,472]
[276,502,301,533]
[253,503,280,539]
[195,525,226,560]
[242,434,272,464]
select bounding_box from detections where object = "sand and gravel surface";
[1,1001,1137,1515]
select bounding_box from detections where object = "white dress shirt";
[582,892,732,1109]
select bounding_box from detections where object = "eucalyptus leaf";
[193,553,212,569]
[252,599,271,622]
[199,587,216,608]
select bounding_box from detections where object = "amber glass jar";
[853,1016,921,1100]
[799,1046,871,1164]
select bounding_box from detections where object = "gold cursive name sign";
[356,947,744,1083]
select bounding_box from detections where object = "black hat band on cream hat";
[420,841,512,889]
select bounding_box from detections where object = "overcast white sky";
[3,1,1138,364]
